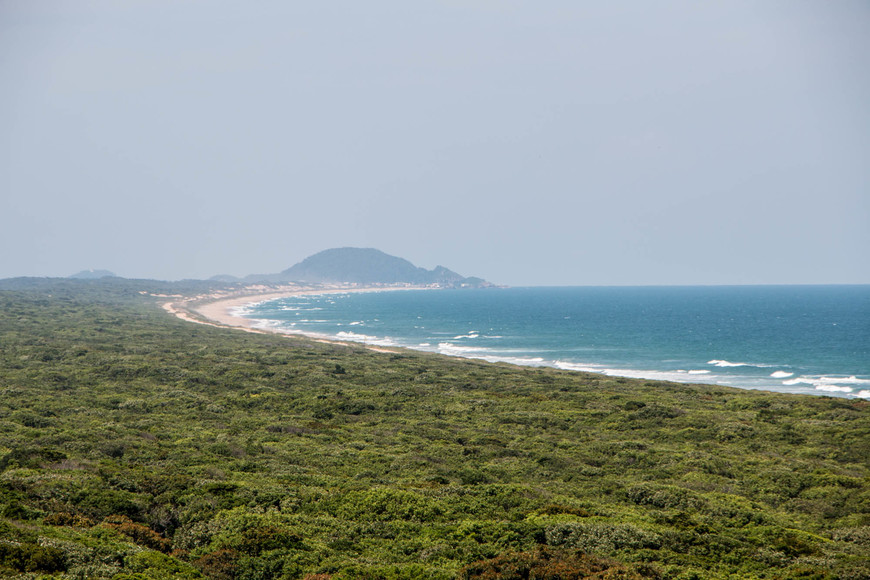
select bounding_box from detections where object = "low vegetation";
[0,279,868,578]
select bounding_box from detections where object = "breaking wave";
[237,286,870,399]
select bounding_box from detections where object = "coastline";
[163,285,870,399]
[162,284,429,350]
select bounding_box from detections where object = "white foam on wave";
[335,331,396,347]
[815,385,853,393]
[782,375,868,389]
[708,359,750,368]
[771,371,794,378]
[477,354,546,366]
[835,376,870,385]
[710,359,784,369]
[435,343,546,367]
[349,321,364,326]
[605,368,724,383]
[234,297,281,313]
[230,305,253,317]
[555,362,723,384]
[251,318,282,330]
[775,374,870,396]
[856,390,870,399]
[453,333,480,339]
[477,354,543,364]
[336,330,375,341]
[554,361,604,373]
[437,342,488,354]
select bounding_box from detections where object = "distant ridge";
[245,248,490,288]
[209,274,241,283]
[69,269,117,279]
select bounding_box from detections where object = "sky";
[2,1,868,286]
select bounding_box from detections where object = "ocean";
[238,285,870,398]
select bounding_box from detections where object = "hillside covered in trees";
[0,279,867,579]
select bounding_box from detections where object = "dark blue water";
[239,286,870,398]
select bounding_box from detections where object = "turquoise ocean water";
[238,286,870,398]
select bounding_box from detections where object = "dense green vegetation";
[0,280,868,579]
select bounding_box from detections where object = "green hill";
[247,248,489,287]
[0,280,867,579]
[68,269,118,279]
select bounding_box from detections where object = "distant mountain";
[245,248,490,287]
[69,269,118,279]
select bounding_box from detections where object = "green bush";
[458,547,649,579]
[0,541,66,573]
[330,488,446,522]
[545,522,662,553]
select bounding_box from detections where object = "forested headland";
[0,279,868,579]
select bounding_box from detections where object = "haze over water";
[240,285,870,398]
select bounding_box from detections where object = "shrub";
[545,522,662,553]
[831,525,870,546]
[234,525,303,555]
[0,446,66,470]
[539,504,593,518]
[626,484,706,511]
[43,512,95,527]
[333,563,452,579]
[458,547,647,579]
[74,486,142,520]
[123,550,201,579]
[0,542,66,573]
[102,515,172,553]
[195,548,239,580]
[331,488,445,522]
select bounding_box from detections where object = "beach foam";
[437,342,488,354]
[707,359,776,368]
[835,376,870,385]
[335,331,396,347]
[708,359,750,367]
[554,361,603,373]
[815,385,853,393]
[555,362,726,384]
[771,371,794,378]
[775,375,870,396]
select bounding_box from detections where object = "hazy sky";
[2,1,868,285]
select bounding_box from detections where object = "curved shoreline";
[163,286,869,399]
[161,284,429,351]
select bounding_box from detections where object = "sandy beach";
[162,284,428,349]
